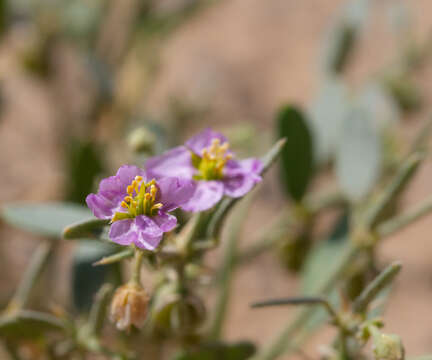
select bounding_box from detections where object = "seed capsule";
[110,283,149,331]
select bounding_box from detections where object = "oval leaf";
[307,79,350,162]
[277,106,314,202]
[336,107,381,201]
[1,203,92,238]
[0,310,65,339]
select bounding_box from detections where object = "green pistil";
[191,138,231,181]
[112,177,162,222]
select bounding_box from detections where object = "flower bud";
[127,127,155,154]
[373,333,404,360]
[110,283,149,331]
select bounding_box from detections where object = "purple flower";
[86,165,195,250]
[146,128,263,212]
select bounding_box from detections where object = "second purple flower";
[146,128,263,212]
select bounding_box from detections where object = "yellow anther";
[121,201,129,208]
[152,203,163,209]
[219,142,229,153]
[211,138,220,147]
[124,196,133,203]
[135,175,143,182]
[150,185,157,199]
[127,185,134,195]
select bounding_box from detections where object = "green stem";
[130,247,145,286]
[6,241,54,313]
[93,249,134,266]
[364,152,424,229]
[249,244,357,360]
[208,196,251,340]
[377,195,432,238]
[352,262,402,314]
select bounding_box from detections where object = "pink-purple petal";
[185,128,228,155]
[181,180,224,212]
[146,146,196,179]
[109,219,137,246]
[223,158,263,198]
[157,177,196,211]
[153,212,177,232]
[86,194,115,219]
[86,165,147,219]
[134,216,164,250]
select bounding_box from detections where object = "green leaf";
[358,83,400,131]
[64,138,104,204]
[1,203,92,238]
[0,310,65,339]
[63,218,110,240]
[301,213,349,295]
[172,341,256,360]
[276,106,314,202]
[321,0,369,74]
[336,106,381,201]
[307,78,350,162]
[72,241,120,312]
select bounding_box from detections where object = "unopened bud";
[110,283,149,331]
[127,127,155,154]
[373,333,404,360]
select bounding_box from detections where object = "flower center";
[192,138,232,180]
[112,176,163,222]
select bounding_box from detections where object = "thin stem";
[377,195,432,238]
[208,196,251,340]
[6,241,54,313]
[364,152,424,229]
[353,262,402,314]
[93,249,134,266]
[251,296,340,326]
[249,245,358,360]
[130,247,145,286]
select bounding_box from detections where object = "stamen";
[194,139,231,180]
[112,177,162,222]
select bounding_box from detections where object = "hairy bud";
[110,283,149,331]
[127,127,155,154]
[373,333,404,360]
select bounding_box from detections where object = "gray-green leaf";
[336,106,381,201]
[0,310,66,339]
[1,203,92,238]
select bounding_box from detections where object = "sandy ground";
[1,0,432,358]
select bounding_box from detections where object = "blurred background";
[1,0,432,358]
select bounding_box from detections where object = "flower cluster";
[86,129,262,250]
